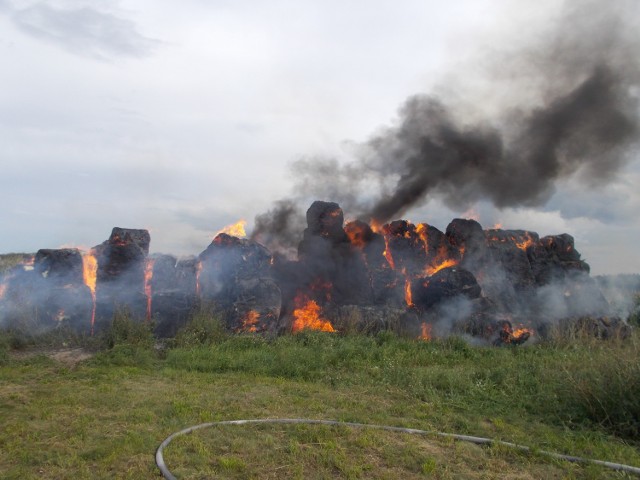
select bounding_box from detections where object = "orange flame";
[81,251,98,334]
[195,260,202,296]
[425,245,459,276]
[0,282,7,300]
[515,234,535,251]
[217,220,247,238]
[512,326,534,339]
[425,258,458,276]
[345,222,368,249]
[419,322,432,341]
[382,236,395,269]
[240,310,260,333]
[415,224,429,252]
[404,278,413,307]
[144,259,155,322]
[292,295,335,333]
[370,220,383,234]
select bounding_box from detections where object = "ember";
[239,310,260,333]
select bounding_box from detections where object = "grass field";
[1,315,640,479]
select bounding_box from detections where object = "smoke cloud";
[253,0,640,252]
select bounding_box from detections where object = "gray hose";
[155,418,640,479]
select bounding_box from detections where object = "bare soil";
[10,347,94,367]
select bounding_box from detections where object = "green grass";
[1,318,640,478]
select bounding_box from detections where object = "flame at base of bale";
[419,322,432,341]
[495,320,534,346]
[239,310,260,333]
[292,294,335,333]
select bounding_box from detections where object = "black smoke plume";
[253,1,639,253]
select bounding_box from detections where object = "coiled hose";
[156,418,640,479]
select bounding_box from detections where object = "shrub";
[100,307,155,350]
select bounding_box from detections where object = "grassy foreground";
[1,318,640,479]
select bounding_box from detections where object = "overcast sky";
[0,0,638,274]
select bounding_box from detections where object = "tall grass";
[554,335,640,438]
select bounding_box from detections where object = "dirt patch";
[11,347,94,367]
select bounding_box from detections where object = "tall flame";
[292,294,335,333]
[217,220,247,237]
[144,259,155,322]
[404,277,413,307]
[81,251,98,334]
[382,236,395,269]
[195,260,202,296]
[0,282,7,300]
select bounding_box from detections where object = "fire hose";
[155,418,640,479]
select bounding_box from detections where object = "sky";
[0,0,638,274]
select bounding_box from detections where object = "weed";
[99,307,155,350]
[172,306,227,347]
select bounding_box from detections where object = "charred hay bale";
[420,223,459,268]
[95,227,150,285]
[325,305,404,334]
[198,234,280,332]
[475,231,537,312]
[528,234,590,284]
[485,242,535,291]
[411,267,481,311]
[304,200,347,243]
[38,285,94,333]
[541,234,581,262]
[198,233,272,303]
[152,292,199,338]
[229,277,282,334]
[34,249,84,287]
[445,219,487,272]
[372,270,404,307]
[344,220,375,249]
[381,221,427,276]
[345,221,388,270]
[92,228,151,325]
[175,257,198,295]
[149,254,178,293]
[298,224,374,306]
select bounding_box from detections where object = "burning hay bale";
[410,267,482,312]
[198,233,280,333]
[34,248,85,287]
[0,201,630,346]
[93,228,152,329]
